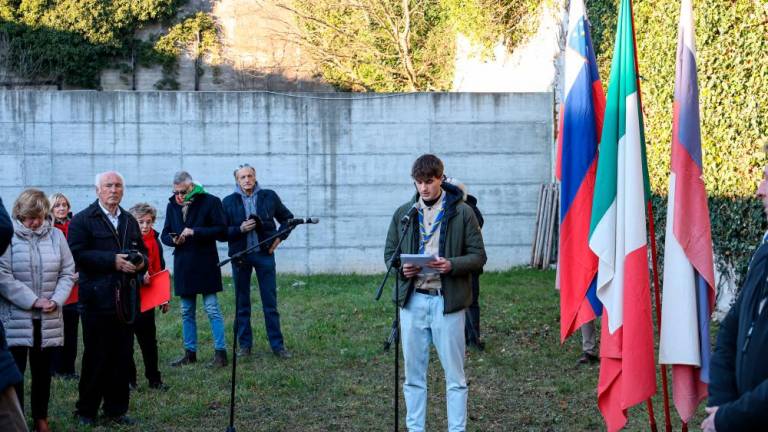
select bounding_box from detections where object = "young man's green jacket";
[384,182,486,314]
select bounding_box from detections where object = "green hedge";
[0,1,220,89]
[588,0,768,283]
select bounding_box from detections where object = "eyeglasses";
[172,190,186,196]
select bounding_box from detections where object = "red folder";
[64,284,79,305]
[140,270,171,313]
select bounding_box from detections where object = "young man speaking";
[384,154,486,432]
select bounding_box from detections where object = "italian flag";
[588,0,656,430]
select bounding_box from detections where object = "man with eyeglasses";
[222,164,294,358]
[161,171,228,368]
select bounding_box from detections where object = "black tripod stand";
[375,207,417,432]
[218,219,316,432]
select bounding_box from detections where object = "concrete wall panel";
[0,91,553,274]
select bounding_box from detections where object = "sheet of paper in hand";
[400,253,438,275]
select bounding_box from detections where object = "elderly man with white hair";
[67,171,147,426]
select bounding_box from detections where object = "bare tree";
[0,29,58,88]
[275,0,454,92]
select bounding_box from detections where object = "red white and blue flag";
[658,0,716,423]
[589,0,657,428]
[556,0,606,343]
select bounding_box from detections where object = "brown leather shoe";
[34,418,51,432]
[210,349,228,368]
[577,352,599,365]
[171,350,197,367]
[273,348,292,359]
[236,347,252,358]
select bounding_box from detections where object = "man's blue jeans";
[231,252,284,352]
[179,294,226,352]
[400,292,467,432]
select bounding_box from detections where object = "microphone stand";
[219,223,302,432]
[374,210,416,432]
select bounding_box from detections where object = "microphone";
[285,217,319,226]
[400,204,418,224]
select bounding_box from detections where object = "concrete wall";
[0,91,553,274]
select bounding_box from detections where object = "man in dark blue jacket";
[68,171,146,426]
[704,165,768,432]
[0,197,27,431]
[222,164,293,358]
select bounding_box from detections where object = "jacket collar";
[234,183,261,198]
[13,219,52,240]
[408,182,464,211]
[86,200,127,219]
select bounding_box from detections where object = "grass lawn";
[36,269,705,431]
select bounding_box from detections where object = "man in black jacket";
[68,172,146,426]
[704,165,768,432]
[162,171,229,367]
[0,197,27,431]
[222,164,294,358]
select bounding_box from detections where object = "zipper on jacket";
[30,236,42,298]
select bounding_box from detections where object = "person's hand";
[427,257,452,274]
[33,298,47,309]
[115,254,138,273]
[701,406,718,432]
[240,219,257,233]
[402,263,421,278]
[268,238,282,254]
[173,234,186,245]
[180,228,194,239]
[143,273,151,285]
[160,302,170,314]
[73,272,79,283]
[41,299,57,313]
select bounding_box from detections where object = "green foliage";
[154,12,219,61]
[152,12,221,89]
[289,0,543,92]
[290,0,453,92]
[587,0,768,282]
[0,1,223,88]
[441,0,541,52]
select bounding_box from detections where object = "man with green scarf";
[161,171,228,368]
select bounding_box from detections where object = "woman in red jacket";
[128,203,169,390]
[48,193,80,380]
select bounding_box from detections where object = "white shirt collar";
[98,201,121,228]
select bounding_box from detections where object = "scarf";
[142,230,162,276]
[178,183,207,222]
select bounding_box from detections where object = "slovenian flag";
[658,0,716,423]
[588,0,656,430]
[556,0,606,343]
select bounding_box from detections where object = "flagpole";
[644,399,658,432]
[646,201,673,432]
[627,0,673,430]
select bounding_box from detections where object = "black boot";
[171,350,197,367]
[210,349,228,368]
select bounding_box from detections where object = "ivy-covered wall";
[587,0,768,282]
[0,1,219,89]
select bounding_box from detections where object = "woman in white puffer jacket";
[0,189,74,432]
